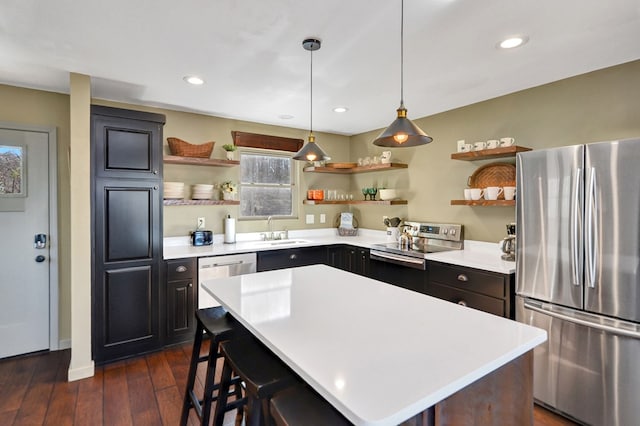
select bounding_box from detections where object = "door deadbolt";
[34,234,47,249]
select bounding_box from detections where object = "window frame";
[237,148,299,220]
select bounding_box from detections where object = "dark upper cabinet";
[426,261,514,319]
[91,105,164,179]
[91,106,165,363]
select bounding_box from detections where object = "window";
[239,151,296,218]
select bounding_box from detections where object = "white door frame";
[0,121,58,351]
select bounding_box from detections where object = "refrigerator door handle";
[570,168,582,286]
[585,167,597,288]
[523,300,640,339]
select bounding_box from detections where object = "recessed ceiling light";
[278,114,294,120]
[333,107,349,113]
[183,75,204,85]
[498,36,529,49]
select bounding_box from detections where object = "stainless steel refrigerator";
[515,138,640,426]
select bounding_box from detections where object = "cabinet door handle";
[188,283,192,288]
[457,274,468,282]
[290,254,297,260]
[175,265,187,273]
[457,300,468,307]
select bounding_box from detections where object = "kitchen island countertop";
[203,264,545,425]
[164,228,515,274]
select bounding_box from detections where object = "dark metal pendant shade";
[293,38,331,162]
[372,0,433,148]
[292,134,330,161]
[373,106,433,147]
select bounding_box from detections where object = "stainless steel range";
[370,222,464,270]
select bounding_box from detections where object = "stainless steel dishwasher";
[198,252,257,309]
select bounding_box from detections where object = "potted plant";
[222,143,237,160]
[220,181,237,201]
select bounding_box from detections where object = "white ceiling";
[1,0,639,136]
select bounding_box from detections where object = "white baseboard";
[68,361,95,381]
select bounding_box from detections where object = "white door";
[0,126,51,359]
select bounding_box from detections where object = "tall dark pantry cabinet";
[91,106,165,363]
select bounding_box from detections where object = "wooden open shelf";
[451,199,515,206]
[303,162,408,174]
[303,199,407,205]
[164,155,239,167]
[163,199,240,206]
[450,146,531,161]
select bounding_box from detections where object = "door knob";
[35,255,46,263]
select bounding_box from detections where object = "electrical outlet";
[197,217,205,229]
[320,214,326,223]
[306,214,315,224]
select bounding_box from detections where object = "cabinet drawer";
[427,282,506,317]
[257,247,326,272]
[429,262,506,299]
[166,258,195,280]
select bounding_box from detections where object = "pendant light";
[373,0,433,147]
[293,38,331,162]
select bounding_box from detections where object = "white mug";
[473,141,487,151]
[380,150,392,163]
[486,139,500,149]
[500,137,515,147]
[457,140,467,152]
[463,188,471,200]
[503,186,516,201]
[469,188,484,200]
[484,186,504,200]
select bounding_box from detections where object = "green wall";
[349,59,640,241]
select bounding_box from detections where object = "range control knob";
[450,228,456,236]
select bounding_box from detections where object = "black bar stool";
[270,385,353,426]
[213,336,299,426]
[180,306,248,426]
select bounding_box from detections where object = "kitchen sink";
[243,239,311,248]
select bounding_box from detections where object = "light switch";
[306,214,315,224]
[320,214,326,223]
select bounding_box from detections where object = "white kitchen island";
[202,264,546,426]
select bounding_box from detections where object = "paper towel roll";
[224,215,236,244]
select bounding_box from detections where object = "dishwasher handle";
[200,260,247,269]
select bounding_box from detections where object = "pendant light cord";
[310,46,314,135]
[400,0,405,109]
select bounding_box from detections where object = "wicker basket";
[467,162,516,188]
[335,214,359,236]
[167,137,214,158]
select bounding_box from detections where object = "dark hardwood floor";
[0,343,578,425]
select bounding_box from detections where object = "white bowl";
[378,189,398,200]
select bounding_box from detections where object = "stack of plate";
[191,184,214,200]
[164,182,184,199]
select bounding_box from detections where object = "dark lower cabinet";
[344,246,370,276]
[91,105,166,363]
[257,246,327,272]
[326,245,345,270]
[166,259,196,344]
[426,261,514,319]
[369,259,427,294]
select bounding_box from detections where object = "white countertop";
[164,229,515,274]
[202,265,546,425]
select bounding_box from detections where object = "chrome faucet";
[267,216,274,240]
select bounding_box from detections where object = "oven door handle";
[370,250,425,267]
